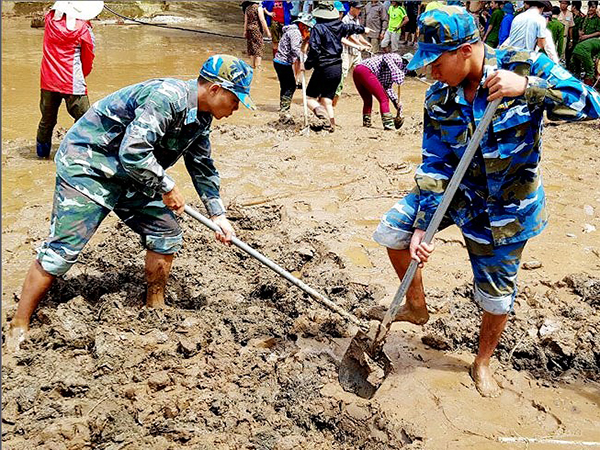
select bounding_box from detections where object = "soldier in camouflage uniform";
[369,6,600,397]
[6,55,256,351]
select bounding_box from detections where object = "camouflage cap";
[407,5,480,71]
[199,55,256,110]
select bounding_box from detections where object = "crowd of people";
[7,0,600,404]
[241,0,600,133]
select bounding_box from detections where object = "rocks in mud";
[147,371,172,391]
[522,260,543,270]
[563,273,600,307]
[2,204,402,450]
[421,278,600,382]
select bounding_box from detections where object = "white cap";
[52,1,104,30]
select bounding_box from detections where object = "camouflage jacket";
[55,78,226,217]
[414,45,600,246]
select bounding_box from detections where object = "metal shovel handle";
[184,205,367,330]
[375,98,503,344]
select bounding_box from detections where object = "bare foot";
[366,303,429,325]
[146,297,166,309]
[4,325,27,353]
[470,362,501,398]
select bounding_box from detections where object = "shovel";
[184,205,368,330]
[339,98,503,399]
[300,70,310,136]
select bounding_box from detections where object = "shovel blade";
[338,329,393,399]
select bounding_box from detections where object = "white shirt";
[558,9,574,37]
[342,13,361,56]
[502,7,546,50]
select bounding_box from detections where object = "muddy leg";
[6,260,55,351]
[145,250,173,308]
[471,311,507,397]
[368,248,429,324]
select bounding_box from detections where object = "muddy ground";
[2,3,600,449]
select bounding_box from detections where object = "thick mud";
[421,276,600,383]
[2,204,421,450]
[3,6,600,448]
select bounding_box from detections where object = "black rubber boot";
[36,141,51,158]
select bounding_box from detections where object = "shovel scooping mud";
[184,205,368,331]
[338,98,503,399]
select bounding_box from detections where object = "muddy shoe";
[278,112,295,125]
[363,114,372,127]
[382,113,395,130]
[394,115,405,129]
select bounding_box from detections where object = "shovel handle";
[375,98,503,343]
[184,205,367,330]
[301,71,309,129]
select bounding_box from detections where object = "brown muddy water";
[2,4,600,450]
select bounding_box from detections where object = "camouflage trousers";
[373,188,527,315]
[37,176,183,276]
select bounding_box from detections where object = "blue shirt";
[415,46,600,245]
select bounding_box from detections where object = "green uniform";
[572,13,586,48]
[570,37,600,79]
[581,15,600,39]
[547,18,565,59]
[485,8,504,48]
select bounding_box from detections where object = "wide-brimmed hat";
[294,12,316,28]
[313,1,341,19]
[199,55,256,110]
[52,1,104,30]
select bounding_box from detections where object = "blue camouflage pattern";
[38,177,182,276]
[407,5,480,71]
[373,189,525,314]
[199,54,256,110]
[56,77,226,218]
[414,45,600,246]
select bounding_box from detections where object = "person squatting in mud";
[370,6,600,397]
[6,55,256,352]
[273,12,316,123]
[304,1,372,131]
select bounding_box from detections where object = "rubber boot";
[36,141,51,158]
[363,114,372,127]
[382,113,394,130]
[279,96,294,124]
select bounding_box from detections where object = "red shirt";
[40,10,96,95]
[272,2,285,23]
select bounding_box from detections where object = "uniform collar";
[453,45,498,107]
